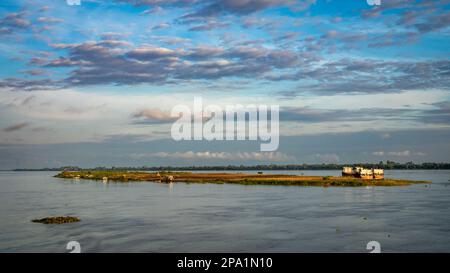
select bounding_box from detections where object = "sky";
[0,0,449,169]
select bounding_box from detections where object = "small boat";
[342,166,354,177]
[373,169,384,179]
[358,169,374,180]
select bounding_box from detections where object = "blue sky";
[0,0,449,168]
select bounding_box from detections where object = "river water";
[0,170,449,252]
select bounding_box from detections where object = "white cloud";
[372,150,427,157]
[388,150,411,157]
[133,108,176,122]
[314,153,339,163]
[129,151,296,161]
[1,88,449,145]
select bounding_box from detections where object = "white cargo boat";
[342,166,384,180]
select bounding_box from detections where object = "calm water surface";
[0,170,449,252]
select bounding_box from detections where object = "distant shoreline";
[9,162,450,171]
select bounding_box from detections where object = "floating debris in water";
[32,216,80,224]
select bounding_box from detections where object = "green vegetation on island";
[31,216,80,224]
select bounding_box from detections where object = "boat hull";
[342,166,384,180]
[360,174,373,180]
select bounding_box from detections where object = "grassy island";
[32,216,80,224]
[55,171,430,187]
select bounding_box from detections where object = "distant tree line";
[12,161,450,171]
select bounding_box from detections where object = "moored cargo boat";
[342,166,354,177]
[373,169,384,179]
[342,166,384,180]
[358,168,374,179]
